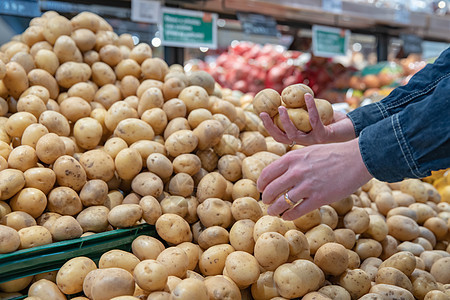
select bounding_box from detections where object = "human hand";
[259,93,356,146]
[256,138,373,220]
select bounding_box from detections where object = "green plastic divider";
[0,223,156,284]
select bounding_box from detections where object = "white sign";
[131,0,161,23]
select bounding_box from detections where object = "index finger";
[259,112,291,144]
[279,106,308,141]
[257,156,289,192]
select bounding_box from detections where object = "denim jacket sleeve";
[347,47,450,136]
[358,75,450,182]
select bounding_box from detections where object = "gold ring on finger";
[284,192,295,206]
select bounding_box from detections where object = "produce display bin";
[0,223,156,285]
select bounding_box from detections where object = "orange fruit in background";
[362,74,381,89]
[433,169,448,177]
[439,185,450,203]
[433,177,447,190]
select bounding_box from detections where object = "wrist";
[328,117,357,143]
[348,138,373,186]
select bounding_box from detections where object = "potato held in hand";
[275,98,333,133]
[314,98,334,126]
[281,84,314,108]
[275,108,311,133]
[252,89,282,118]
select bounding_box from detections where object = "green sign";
[161,7,217,49]
[312,25,350,57]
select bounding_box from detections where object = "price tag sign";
[322,0,342,13]
[237,13,280,37]
[312,25,350,57]
[401,34,423,55]
[160,7,217,49]
[131,0,160,24]
[0,0,40,17]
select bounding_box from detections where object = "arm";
[348,46,450,136]
[257,76,450,220]
[358,75,450,182]
[261,47,450,146]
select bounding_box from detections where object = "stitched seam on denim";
[375,101,388,118]
[392,115,423,178]
[386,73,450,110]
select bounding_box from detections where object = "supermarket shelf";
[38,0,450,42]
[178,0,450,42]
[0,223,156,284]
[426,15,450,41]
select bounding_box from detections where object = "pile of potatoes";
[0,10,449,300]
[0,9,282,252]
[2,177,449,300]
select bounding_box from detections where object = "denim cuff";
[358,114,425,183]
[347,102,387,137]
[349,47,450,138]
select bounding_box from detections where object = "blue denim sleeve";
[358,76,450,182]
[348,47,450,136]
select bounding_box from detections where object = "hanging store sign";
[322,0,342,13]
[131,0,160,24]
[160,7,217,49]
[0,0,40,17]
[400,34,423,55]
[312,25,350,57]
[237,13,280,37]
